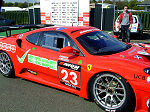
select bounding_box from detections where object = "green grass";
[0,29,113,37]
[0,29,33,37]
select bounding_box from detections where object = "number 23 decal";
[59,68,81,88]
[61,69,78,85]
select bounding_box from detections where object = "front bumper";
[129,80,150,112]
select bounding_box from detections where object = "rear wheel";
[0,51,15,77]
[90,73,133,112]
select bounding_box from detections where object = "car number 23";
[59,67,81,89]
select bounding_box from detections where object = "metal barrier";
[1,11,29,25]
[115,11,150,31]
[1,11,149,31]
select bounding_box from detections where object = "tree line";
[91,0,148,10]
[1,0,39,8]
[0,0,147,10]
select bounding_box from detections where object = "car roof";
[45,26,93,32]
[35,26,100,38]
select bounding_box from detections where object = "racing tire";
[0,51,15,78]
[90,73,133,112]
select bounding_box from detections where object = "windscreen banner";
[40,0,89,26]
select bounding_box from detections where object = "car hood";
[105,44,150,64]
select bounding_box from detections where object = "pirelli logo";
[58,60,81,72]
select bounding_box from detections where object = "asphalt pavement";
[0,75,103,112]
[0,32,150,112]
[120,31,150,43]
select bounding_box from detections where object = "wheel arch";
[87,71,136,111]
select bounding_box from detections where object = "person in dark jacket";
[118,5,133,42]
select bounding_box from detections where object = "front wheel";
[90,73,133,112]
[0,51,15,77]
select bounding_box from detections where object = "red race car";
[0,25,150,112]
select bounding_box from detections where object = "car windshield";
[76,31,131,55]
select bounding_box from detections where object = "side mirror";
[60,46,80,56]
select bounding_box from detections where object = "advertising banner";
[40,0,89,26]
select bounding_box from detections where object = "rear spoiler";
[0,24,54,37]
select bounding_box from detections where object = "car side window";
[41,31,78,51]
[64,37,77,50]
[116,16,137,24]
[133,17,137,24]
[26,32,41,45]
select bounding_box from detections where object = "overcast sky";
[3,0,40,3]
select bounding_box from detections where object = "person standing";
[118,5,133,43]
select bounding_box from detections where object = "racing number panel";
[58,60,81,91]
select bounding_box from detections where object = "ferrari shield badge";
[87,64,92,71]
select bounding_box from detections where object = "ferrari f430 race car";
[0,25,150,112]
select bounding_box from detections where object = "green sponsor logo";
[78,60,82,64]
[17,49,31,63]
[32,47,36,50]
[28,54,57,71]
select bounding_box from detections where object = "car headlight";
[144,68,150,75]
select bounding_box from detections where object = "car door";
[25,30,85,90]
[131,16,138,33]
[23,31,60,84]
[56,32,85,91]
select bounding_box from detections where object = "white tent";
[1,7,26,12]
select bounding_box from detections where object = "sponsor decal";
[56,27,67,31]
[87,64,92,71]
[58,60,81,90]
[133,27,136,29]
[78,60,82,64]
[59,55,69,62]
[138,50,149,55]
[80,29,99,34]
[147,76,150,83]
[0,42,16,53]
[60,81,80,91]
[134,74,145,80]
[17,49,57,71]
[120,55,125,58]
[128,48,136,54]
[133,43,140,47]
[19,34,23,39]
[134,55,142,60]
[32,47,36,50]
[28,54,57,71]
[58,60,81,72]
[145,44,150,48]
[17,49,31,63]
